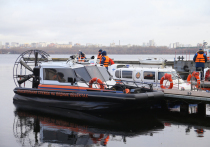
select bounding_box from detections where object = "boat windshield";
[171,71,181,79]
[74,66,110,82]
[43,68,76,83]
[158,72,177,80]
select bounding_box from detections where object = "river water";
[1,54,210,147]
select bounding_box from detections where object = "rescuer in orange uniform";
[101,51,109,70]
[78,50,86,62]
[193,48,207,80]
[97,49,102,64]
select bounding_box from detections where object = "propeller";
[18,51,40,85]
[18,75,33,85]
[20,60,33,72]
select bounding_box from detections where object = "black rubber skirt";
[13,87,164,112]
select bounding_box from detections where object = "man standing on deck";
[97,49,103,64]
[193,48,207,80]
[78,50,86,61]
[101,51,109,70]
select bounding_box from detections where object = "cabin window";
[73,66,110,82]
[158,72,176,80]
[117,65,127,68]
[122,71,132,79]
[74,67,91,82]
[143,71,155,80]
[85,66,105,81]
[43,68,76,83]
[98,67,110,81]
[115,70,121,78]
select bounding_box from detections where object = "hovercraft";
[13,50,164,112]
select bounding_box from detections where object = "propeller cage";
[13,50,50,88]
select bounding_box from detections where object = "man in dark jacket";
[78,50,86,61]
[193,48,207,80]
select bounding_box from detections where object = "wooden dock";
[162,89,210,116]
[164,89,210,103]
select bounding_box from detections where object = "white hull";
[139,58,165,65]
[139,60,164,65]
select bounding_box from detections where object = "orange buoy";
[160,73,173,89]
[187,71,200,88]
[89,77,105,89]
[187,74,192,84]
[124,88,130,94]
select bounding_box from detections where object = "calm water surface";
[0,54,210,147]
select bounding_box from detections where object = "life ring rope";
[160,73,173,89]
[89,77,105,89]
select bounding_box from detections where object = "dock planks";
[164,89,210,102]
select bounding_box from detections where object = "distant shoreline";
[0,46,201,54]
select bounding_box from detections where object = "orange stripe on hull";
[38,84,113,92]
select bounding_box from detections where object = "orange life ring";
[186,71,200,87]
[187,74,192,84]
[89,77,105,89]
[160,73,173,89]
[124,88,130,94]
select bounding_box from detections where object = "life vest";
[109,58,115,65]
[195,53,205,63]
[97,54,102,63]
[97,54,102,59]
[103,56,110,67]
[78,52,85,62]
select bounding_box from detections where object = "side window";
[43,68,75,83]
[115,70,121,78]
[122,71,132,79]
[144,71,155,80]
[44,69,57,80]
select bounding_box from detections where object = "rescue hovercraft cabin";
[13,50,164,112]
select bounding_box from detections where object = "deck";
[164,89,210,100]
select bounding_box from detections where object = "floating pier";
[163,89,210,116]
[164,89,210,102]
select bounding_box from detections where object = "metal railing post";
[178,77,179,90]
[190,71,192,91]
[201,70,204,91]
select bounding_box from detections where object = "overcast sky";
[0,0,210,46]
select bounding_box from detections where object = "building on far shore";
[31,43,38,48]
[11,42,19,48]
[5,42,10,48]
[56,44,72,48]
